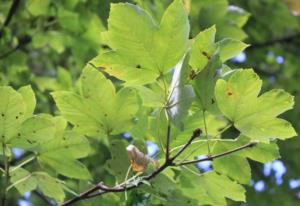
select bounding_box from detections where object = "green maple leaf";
[189,25,248,73]
[52,65,140,137]
[91,0,189,85]
[215,69,296,142]
[189,25,247,110]
[180,171,245,206]
[36,129,91,180]
[0,86,55,146]
[10,169,65,203]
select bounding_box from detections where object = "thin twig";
[0,0,21,33]
[169,128,202,162]
[202,110,211,154]
[165,124,171,160]
[248,33,300,49]
[175,141,258,166]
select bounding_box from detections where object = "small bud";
[193,128,202,137]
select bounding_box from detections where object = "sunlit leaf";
[215,69,296,142]
[91,0,189,85]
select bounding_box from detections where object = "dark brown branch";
[248,33,300,50]
[169,128,202,162]
[175,141,258,166]
[61,130,257,206]
[0,0,21,35]
[62,128,201,206]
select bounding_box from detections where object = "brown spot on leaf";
[202,51,211,59]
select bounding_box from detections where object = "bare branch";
[248,33,300,50]
[175,141,258,166]
[169,128,202,162]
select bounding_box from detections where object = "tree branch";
[248,33,300,50]
[0,0,21,35]
[61,130,258,206]
[169,128,202,162]
[0,34,32,60]
[175,141,258,166]
[165,124,171,160]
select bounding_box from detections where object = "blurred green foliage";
[0,0,300,205]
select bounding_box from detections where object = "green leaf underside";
[215,69,296,142]
[38,154,91,180]
[91,0,189,85]
[18,85,36,120]
[193,54,222,109]
[189,26,217,72]
[36,130,91,179]
[180,171,246,206]
[106,139,130,182]
[0,87,26,143]
[217,38,249,62]
[10,169,65,203]
[52,65,140,137]
[189,25,248,73]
